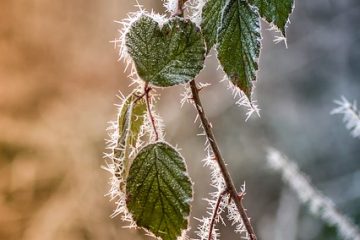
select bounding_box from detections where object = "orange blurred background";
[0,1,165,239]
[1,1,359,240]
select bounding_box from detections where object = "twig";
[208,189,229,240]
[176,0,257,238]
[144,82,159,141]
[190,80,257,240]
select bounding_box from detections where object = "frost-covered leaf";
[115,92,147,189]
[201,0,225,52]
[126,142,192,240]
[217,0,261,98]
[118,92,147,148]
[249,0,294,36]
[126,15,206,87]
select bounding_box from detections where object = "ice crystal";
[188,0,207,27]
[222,76,261,121]
[192,127,248,239]
[267,25,288,48]
[331,96,360,139]
[267,148,360,240]
[163,0,178,14]
[102,95,135,226]
[194,149,228,240]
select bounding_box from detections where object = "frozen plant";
[331,96,360,139]
[267,148,360,240]
[104,0,295,239]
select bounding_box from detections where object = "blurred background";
[0,0,359,239]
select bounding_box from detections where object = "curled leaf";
[115,92,147,189]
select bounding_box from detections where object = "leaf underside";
[217,0,261,98]
[126,15,206,87]
[126,142,192,240]
[250,0,294,36]
[118,92,147,148]
[115,92,147,188]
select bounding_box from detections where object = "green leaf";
[118,92,147,148]
[217,0,261,98]
[126,142,192,240]
[249,0,294,36]
[126,15,206,87]
[201,0,225,52]
[115,92,147,189]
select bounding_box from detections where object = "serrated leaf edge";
[215,0,263,100]
[126,141,194,240]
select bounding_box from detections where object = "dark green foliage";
[249,0,294,36]
[126,15,206,87]
[126,142,192,240]
[217,0,261,98]
[201,0,225,52]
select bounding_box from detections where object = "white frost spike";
[163,0,178,14]
[227,201,247,236]
[195,148,248,239]
[188,85,248,239]
[331,96,360,139]
[102,87,157,229]
[273,35,288,48]
[266,148,360,240]
[222,76,261,121]
[188,0,208,26]
[267,25,288,48]
[102,95,136,227]
[180,84,193,108]
[195,149,227,240]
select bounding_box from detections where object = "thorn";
[237,191,246,201]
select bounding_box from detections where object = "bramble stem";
[208,189,228,240]
[176,0,257,238]
[190,80,257,240]
[144,83,159,141]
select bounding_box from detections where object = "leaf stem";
[208,189,228,240]
[189,80,257,240]
[134,86,151,104]
[144,83,159,141]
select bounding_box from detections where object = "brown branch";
[190,80,257,240]
[144,83,159,141]
[208,189,229,240]
[176,0,256,238]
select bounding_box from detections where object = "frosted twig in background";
[331,96,360,139]
[266,148,360,240]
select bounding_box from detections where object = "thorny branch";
[173,0,257,238]
[208,189,229,240]
[190,80,257,240]
[174,0,257,237]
